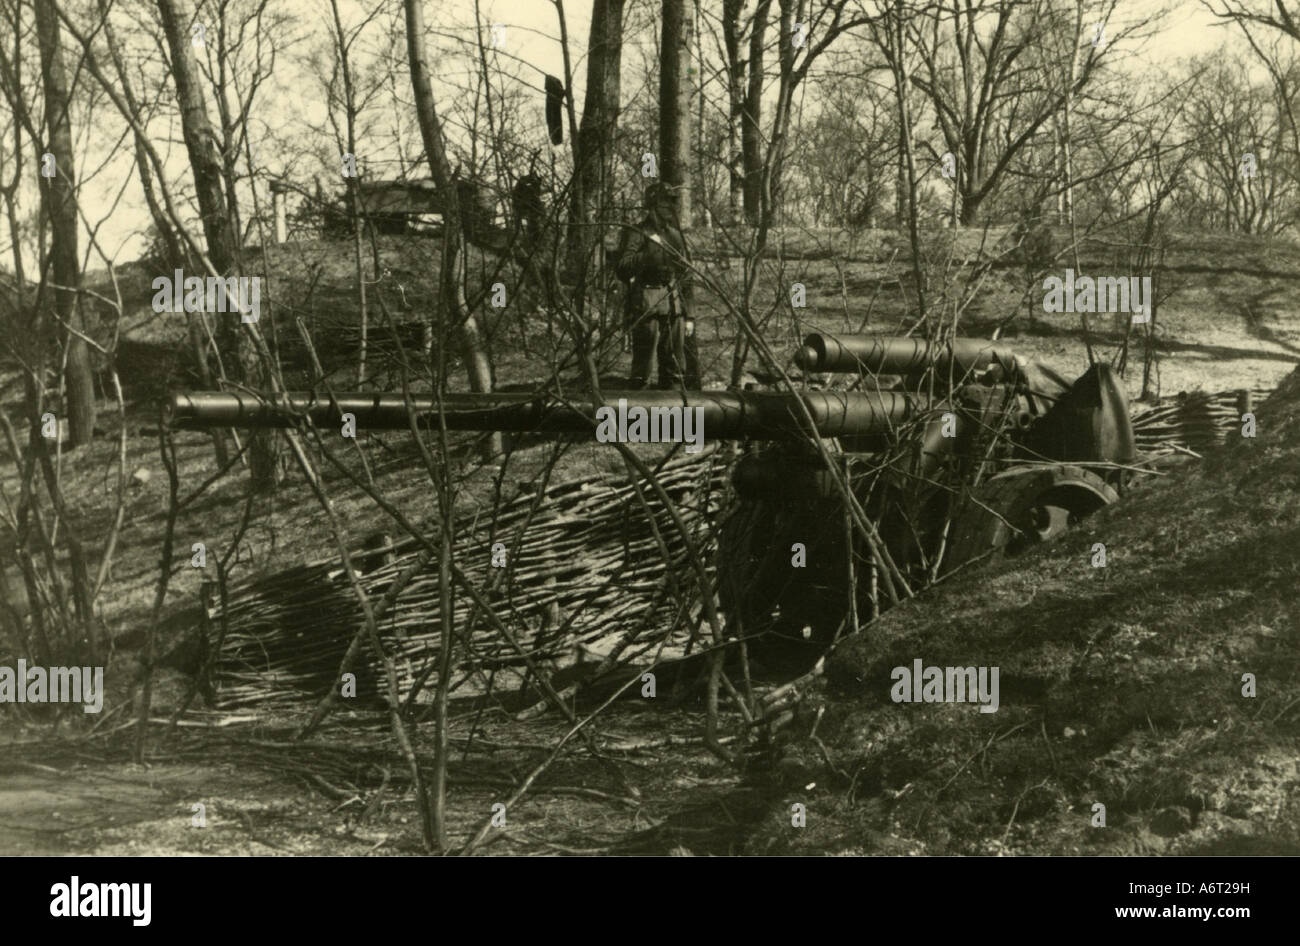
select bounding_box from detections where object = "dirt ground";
[1,701,760,855]
[2,226,1298,854]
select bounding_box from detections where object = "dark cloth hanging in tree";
[545,75,565,145]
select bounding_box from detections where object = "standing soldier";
[511,161,549,304]
[613,182,700,389]
[511,171,545,248]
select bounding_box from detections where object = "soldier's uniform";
[614,184,700,389]
[511,173,544,247]
[511,171,550,304]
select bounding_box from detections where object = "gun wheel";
[941,465,1118,577]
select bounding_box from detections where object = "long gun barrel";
[167,389,925,440]
[796,333,1023,379]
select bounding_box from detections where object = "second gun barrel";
[796,334,1023,378]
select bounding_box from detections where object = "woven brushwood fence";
[1130,386,1274,457]
[210,452,732,710]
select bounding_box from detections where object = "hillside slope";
[747,367,1300,855]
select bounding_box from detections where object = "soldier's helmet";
[643,181,678,210]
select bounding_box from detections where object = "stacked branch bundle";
[1130,386,1273,457]
[211,452,731,710]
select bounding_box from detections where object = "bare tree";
[721,0,745,220]
[324,0,384,384]
[800,46,898,227]
[404,0,497,850]
[35,0,95,448]
[661,0,693,222]
[156,0,237,280]
[1209,0,1300,42]
[1214,1,1300,177]
[573,0,626,251]
[191,0,300,245]
[93,0,231,468]
[98,2,184,269]
[156,0,279,489]
[1180,52,1298,234]
[742,0,771,224]
[892,0,1130,225]
[0,0,101,666]
[403,0,494,404]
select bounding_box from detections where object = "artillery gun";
[168,334,1135,671]
[722,334,1133,665]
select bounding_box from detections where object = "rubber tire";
[940,465,1117,577]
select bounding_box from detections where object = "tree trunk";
[156,0,235,273]
[99,2,228,466]
[212,18,244,255]
[329,0,370,386]
[130,133,184,268]
[895,121,907,224]
[742,0,771,225]
[404,0,496,425]
[573,0,625,252]
[660,0,692,224]
[34,0,94,449]
[695,0,707,226]
[156,0,278,489]
[764,0,796,226]
[723,0,744,221]
[1061,0,1082,232]
[891,0,926,320]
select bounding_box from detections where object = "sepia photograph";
[0,0,1294,893]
